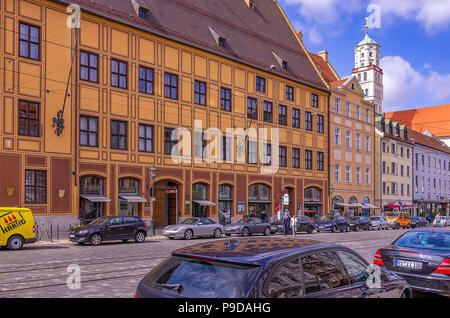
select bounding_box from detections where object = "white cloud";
[381,56,450,111]
[372,0,450,33]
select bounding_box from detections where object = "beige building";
[310,52,376,217]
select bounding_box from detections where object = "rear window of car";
[394,231,450,251]
[142,256,261,298]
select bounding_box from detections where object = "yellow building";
[0,0,330,229]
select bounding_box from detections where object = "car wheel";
[378,225,381,231]
[7,235,24,251]
[135,231,146,243]
[90,233,102,246]
[213,228,222,239]
[263,227,271,236]
[346,225,350,232]
[241,227,250,237]
[355,225,359,232]
[307,226,314,234]
[184,229,193,240]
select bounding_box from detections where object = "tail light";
[33,225,36,234]
[133,292,138,298]
[144,223,147,229]
[434,258,450,274]
[374,249,385,266]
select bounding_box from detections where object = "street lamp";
[150,165,157,236]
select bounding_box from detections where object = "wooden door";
[155,189,165,226]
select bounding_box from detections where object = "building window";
[139,66,154,94]
[292,108,300,128]
[164,73,178,100]
[286,86,294,101]
[256,76,265,92]
[365,168,370,185]
[305,111,313,131]
[19,22,40,60]
[345,102,351,117]
[334,98,340,114]
[263,101,273,123]
[279,105,287,126]
[292,148,300,168]
[80,115,98,147]
[164,128,178,155]
[355,105,361,120]
[222,136,232,162]
[110,120,127,150]
[194,131,207,159]
[138,124,154,153]
[356,167,361,184]
[365,135,370,152]
[25,170,46,203]
[334,164,340,182]
[220,87,231,111]
[279,146,287,167]
[247,97,258,120]
[218,37,226,48]
[311,94,319,107]
[247,140,257,164]
[18,101,40,137]
[139,7,148,19]
[391,162,396,175]
[345,165,351,183]
[345,131,351,149]
[334,128,341,146]
[305,150,313,170]
[317,152,324,171]
[194,80,207,105]
[365,109,370,123]
[356,133,361,151]
[382,161,386,174]
[111,59,128,89]
[263,143,272,166]
[80,51,98,83]
[317,115,324,133]
[218,185,232,224]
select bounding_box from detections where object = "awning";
[193,200,216,207]
[334,203,353,207]
[350,203,364,208]
[401,205,417,209]
[80,195,111,203]
[362,203,379,209]
[386,205,399,209]
[119,195,147,203]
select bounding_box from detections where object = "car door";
[103,217,124,240]
[333,250,398,298]
[196,218,209,236]
[123,216,137,238]
[337,217,344,231]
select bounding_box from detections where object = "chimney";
[318,50,328,63]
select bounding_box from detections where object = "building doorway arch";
[304,187,322,221]
[248,183,271,220]
[332,195,345,217]
[153,180,180,227]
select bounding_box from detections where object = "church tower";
[352,18,383,114]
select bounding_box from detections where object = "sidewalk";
[35,234,166,245]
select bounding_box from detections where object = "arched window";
[248,184,271,220]
[218,185,232,224]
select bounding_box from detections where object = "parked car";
[0,208,36,251]
[373,228,450,297]
[348,216,371,231]
[315,216,350,233]
[135,237,411,298]
[442,216,450,227]
[369,216,389,230]
[69,216,147,246]
[432,216,448,228]
[270,215,315,234]
[162,218,224,240]
[384,212,401,229]
[225,218,271,237]
[411,217,428,228]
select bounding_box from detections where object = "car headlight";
[78,230,89,235]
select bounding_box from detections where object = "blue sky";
[279,0,450,113]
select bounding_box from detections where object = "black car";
[315,216,350,233]
[411,217,428,228]
[374,228,450,297]
[348,216,371,231]
[270,215,315,234]
[135,237,411,298]
[69,216,148,246]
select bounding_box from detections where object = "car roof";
[171,237,346,266]
[409,228,450,232]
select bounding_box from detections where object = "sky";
[279,0,450,113]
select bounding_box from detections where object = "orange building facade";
[0,0,330,229]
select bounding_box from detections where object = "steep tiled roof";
[407,129,450,155]
[54,0,327,91]
[385,104,450,137]
[308,52,339,84]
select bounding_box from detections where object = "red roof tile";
[308,52,339,84]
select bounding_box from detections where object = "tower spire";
[365,17,369,34]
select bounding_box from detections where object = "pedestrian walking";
[290,214,298,237]
[283,212,290,236]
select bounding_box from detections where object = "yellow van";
[0,208,36,250]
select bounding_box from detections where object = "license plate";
[319,226,325,229]
[394,259,423,270]
[69,234,75,238]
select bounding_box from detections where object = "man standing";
[290,214,298,238]
[283,212,290,236]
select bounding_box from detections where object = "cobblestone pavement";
[0,228,435,298]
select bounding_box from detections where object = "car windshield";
[319,217,337,222]
[181,218,198,225]
[88,217,110,226]
[394,231,450,251]
[238,219,250,224]
[371,217,381,221]
[143,256,260,298]
[349,217,359,221]
[385,213,399,218]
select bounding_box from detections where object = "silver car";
[369,216,389,230]
[224,218,272,236]
[162,218,225,240]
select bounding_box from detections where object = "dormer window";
[218,37,226,48]
[139,7,148,19]
[245,0,256,9]
[282,60,288,70]
[272,51,287,70]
